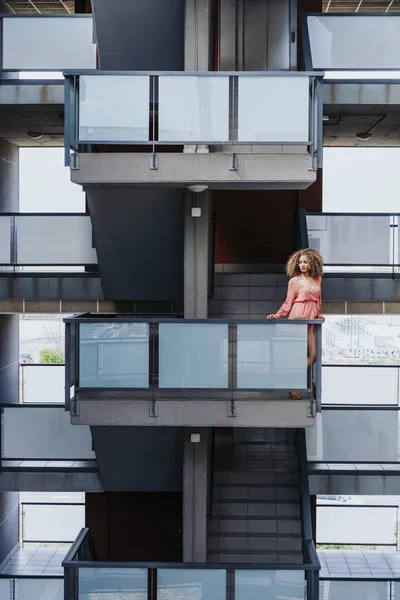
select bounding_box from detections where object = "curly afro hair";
[285,248,323,279]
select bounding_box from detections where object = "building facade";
[0,0,400,599]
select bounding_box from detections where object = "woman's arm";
[267,278,298,319]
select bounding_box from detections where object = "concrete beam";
[310,472,400,496]
[0,276,103,302]
[71,153,316,188]
[70,398,316,428]
[324,83,400,106]
[0,84,64,105]
[0,472,103,492]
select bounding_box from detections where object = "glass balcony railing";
[320,580,395,600]
[63,529,320,600]
[0,577,63,600]
[0,214,97,269]
[301,14,400,72]
[1,405,95,462]
[303,212,400,274]
[64,316,322,411]
[64,72,322,166]
[0,15,96,72]
[20,364,64,404]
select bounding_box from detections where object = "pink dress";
[274,276,322,323]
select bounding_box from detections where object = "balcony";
[64,315,322,428]
[301,14,400,72]
[64,72,323,189]
[63,528,320,600]
[0,213,97,271]
[305,212,400,276]
[0,15,96,72]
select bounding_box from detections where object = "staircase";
[208,428,303,564]
[209,271,289,319]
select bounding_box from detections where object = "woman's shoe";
[289,391,302,400]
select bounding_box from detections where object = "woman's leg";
[307,327,317,369]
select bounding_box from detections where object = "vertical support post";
[184,190,211,319]
[184,0,212,71]
[183,428,211,562]
[315,324,322,413]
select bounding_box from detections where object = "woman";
[267,248,324,399]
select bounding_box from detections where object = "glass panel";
[159,324,229,388]
[2,17,96,70]
[15,216,97,265]
[23,504,84,543]
[79,568,147,600]
[3,406,95,459]
[322,367,398,405]
[18,578,63,600]
[0,216,11,264]
[319,581,387,600]
[237,324,308,389]
[158,76,230,142]
[238,76,309,143]
[307,15,400,70]
[307,215,391,265]
[322,409,399,461]
[0,580,11,598]
[21,365,64,404]
[317,505,397,546]
[79,323,150,388]
[235,570,305,600]
[79,75,150,142]
[157,568,226,600]
[323,315,400,366]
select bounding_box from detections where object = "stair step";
[208,553,303,565]
[213,498,299,504]
[213,515,301,521]
[214,473,298,485]
[213,505,300,518]
[208,548,303,557]
[208,532,302,539]
[213,487,299,501]
[208,536,303,553]
[215,483,299,488]
[208,519,302,536]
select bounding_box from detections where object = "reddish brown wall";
[213,178,322,265]
[74,0,92,12]
[86,492,182,562]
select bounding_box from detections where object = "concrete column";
[0,139,19,562]
[183,429,210,562]
[184,0,212,71]
[184,190,211,319]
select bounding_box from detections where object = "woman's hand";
[320,316,325,323]
[266,314,276,320]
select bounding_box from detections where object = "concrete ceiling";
[0,105,64,146]
[323,105,400,146]
[0,0,74,13]
[323,0,400,11]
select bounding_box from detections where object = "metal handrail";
[64,315,323,324]
[298,430,320,564]
[63,527,319,570]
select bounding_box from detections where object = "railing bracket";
[227,400,237,417]
[307,401,316,418]
[70,152,80,170]
[149,400,159,417]
[149,154,159,170]
[229,154,238,172]
[70,399,79,417]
